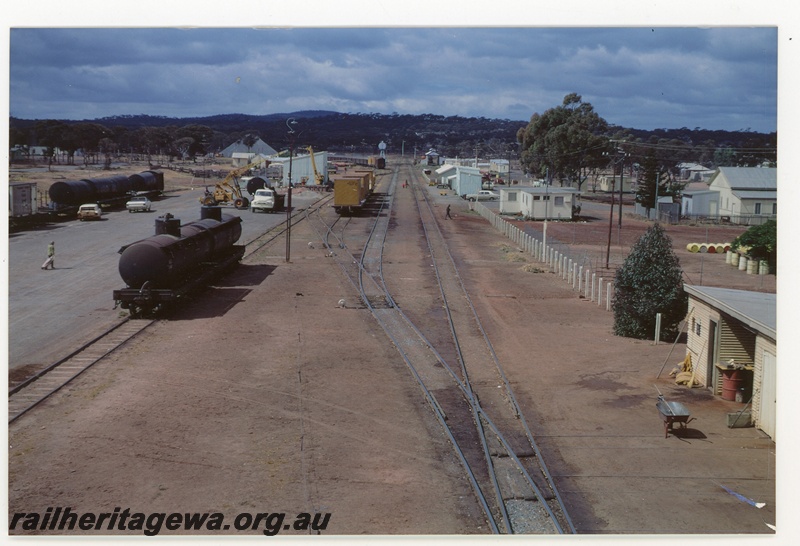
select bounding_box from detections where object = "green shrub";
[731,220,776,274]
[613,224,688,339]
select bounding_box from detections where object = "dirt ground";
[8,169,777,537]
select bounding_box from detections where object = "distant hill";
[9,111,776,160]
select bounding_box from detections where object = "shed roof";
[681,189,718,197]
[684,285,776,341]
[220,137,277,158]
[714,167,777,190]
[732,190,777,200]
[500,187,580,195]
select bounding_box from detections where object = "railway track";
[8,319,155,423]
[305,160,574,534]
[407,165,575,534]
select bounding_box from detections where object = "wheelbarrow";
[656,395,695,438]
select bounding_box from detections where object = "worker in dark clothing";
[42,241,55,269]
[445,205,452,219]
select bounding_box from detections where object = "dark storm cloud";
[9,26,777,132]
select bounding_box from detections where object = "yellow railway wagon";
[331,173,371,214]
[352,168,376,192]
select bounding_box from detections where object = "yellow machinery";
[200,158,269,209]
[306,146,325,186]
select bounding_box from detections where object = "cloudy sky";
[4,3,790,134]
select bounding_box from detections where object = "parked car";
[126,196,152,212]
[464,190,499,202]
[250,188,285,213]
[77,203,103,221]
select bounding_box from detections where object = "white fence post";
[606,281,613,311]
[584,269,590,298]
[591,273,596,302]
[654,313,662,345]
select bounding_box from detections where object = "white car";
[465,190,499,202]
[126,196,152,212]
[250,188,285,213]
[77,203,103,221]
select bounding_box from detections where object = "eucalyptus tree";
[176,124,214,157]
[517,93,610,189]
[242,133,259,154]
[72,123,112,165]
[32,120,68,162]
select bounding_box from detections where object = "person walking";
[445,205,452,219]
[42,241,55,269]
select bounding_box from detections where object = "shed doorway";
[760,350,776,439]
[706,319,719,391]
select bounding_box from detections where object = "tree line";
[10,101,776,192]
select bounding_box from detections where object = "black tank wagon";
[47,171,164,214]
[113,207,245,316]
[128,170,165,195]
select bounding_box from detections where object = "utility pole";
[285,118,297,263]
[654,171,660,223]
[543,167,549,259]
[618,153,624,227]
[606,181,615,269]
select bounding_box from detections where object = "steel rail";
[406,175,559,533]
[9,319,155,424]
[243,195,333,259]
[303,170,499,532]
[410,169,576,534]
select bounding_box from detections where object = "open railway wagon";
[46,170,164,214]
[113,206,244,317]
[331,169,376,215]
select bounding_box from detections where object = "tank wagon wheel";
[203,196,217,206]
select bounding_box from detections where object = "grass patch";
[521,264,545,273]
[497,243,527,262]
